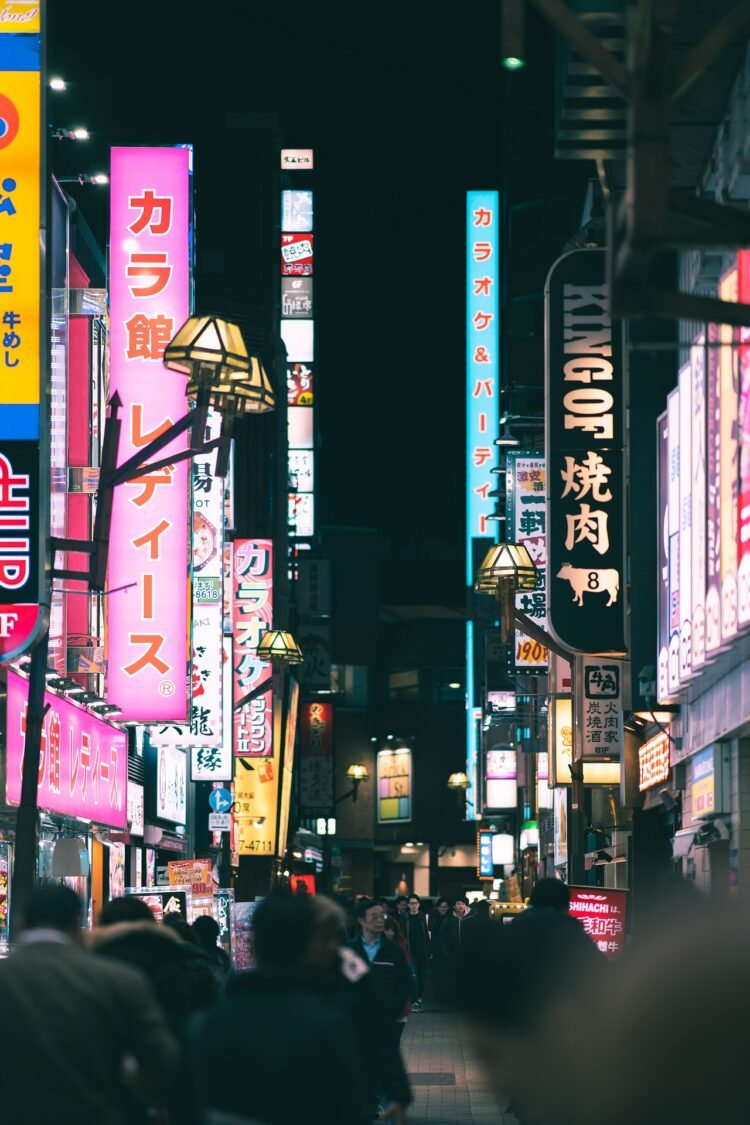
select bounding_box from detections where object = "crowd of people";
[0,878,745,1124]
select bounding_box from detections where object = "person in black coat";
[189,893,369,1125]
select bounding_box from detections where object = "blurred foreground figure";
[554,893,750,1125]
[92,895,218,1033]
[190,893,369,1125]
[456,879,604,1123]
[0,886,177,1124]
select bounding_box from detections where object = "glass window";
[330,664,369,708]
[387,669,419,702]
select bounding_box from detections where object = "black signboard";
[545,249,627,654]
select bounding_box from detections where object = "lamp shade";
[346,763,369,783]
[163,315,275,415]
[474,541,538,593]
[447,771,470,791]
[256,629,304,665]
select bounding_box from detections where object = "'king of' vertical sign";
[545,249,627,655]
[107,147,191,720]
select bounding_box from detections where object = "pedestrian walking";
[429,895,451,1001]
[191,914,231,985]
[189,893,369,1125]
[0,886,177,1125]
[348,897,412,1024]
[395,894,409,920]
[441,894,472,1003]
[404,893,430,1011]
[91,894,219,1034]
[383,913,412,1041]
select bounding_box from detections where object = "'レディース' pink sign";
[107,146,191,721]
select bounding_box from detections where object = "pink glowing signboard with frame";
[5,669,128,828]
[106,145,191,721]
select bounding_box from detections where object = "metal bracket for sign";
[50,385,234,592]
[530,0,750,326]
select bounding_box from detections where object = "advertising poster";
[168,858,213,895]
[569,886,627,958]
[233,900,259,971]
[376,747,412,824]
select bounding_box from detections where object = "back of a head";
[530,878,570,912]
[192,914,220,949]
[23,884,82,934]
[99,895,156,927]
[253,892,316,970]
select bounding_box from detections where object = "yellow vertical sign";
[0,3,40,33]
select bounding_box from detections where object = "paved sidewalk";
[401,1007,519,1124]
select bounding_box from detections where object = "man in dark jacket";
[405,893,430,1011]
[0,886,177,1125]
[190,893,369,1125]
[348,897,412,1023]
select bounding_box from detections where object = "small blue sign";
[208,787,233,813]
[478,830,494,879]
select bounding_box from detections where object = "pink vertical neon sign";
[107,147,190,720]
[233,539,273,756]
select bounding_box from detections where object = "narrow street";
[402,1009,518,1124]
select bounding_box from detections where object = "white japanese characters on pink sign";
[107,146,191,721]
[5,670,128,828]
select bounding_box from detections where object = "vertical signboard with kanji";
[466,190,500,817]
[466,190,499,570]
[0,9,46,661]
[108,147,191,720]
[678,362,692,683]
[233,539,273,757]
[667,386,680,695]
[153,409,224,752]
[738,251,750,627]
[298,699,334,816]
[545,249,626,655]
[705,321,722,656]
[507,453,547,670]
[719,265,739,643]
[691,335,706,671]
[656,412,671,703]
[577,657,624,758]
[281,157,314,540]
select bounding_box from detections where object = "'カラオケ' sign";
[0,15,45,661]
[107,147,191,720]
[545,249,626,654]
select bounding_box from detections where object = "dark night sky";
[50,1,569,604]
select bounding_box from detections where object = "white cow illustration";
[557,564,619,607]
